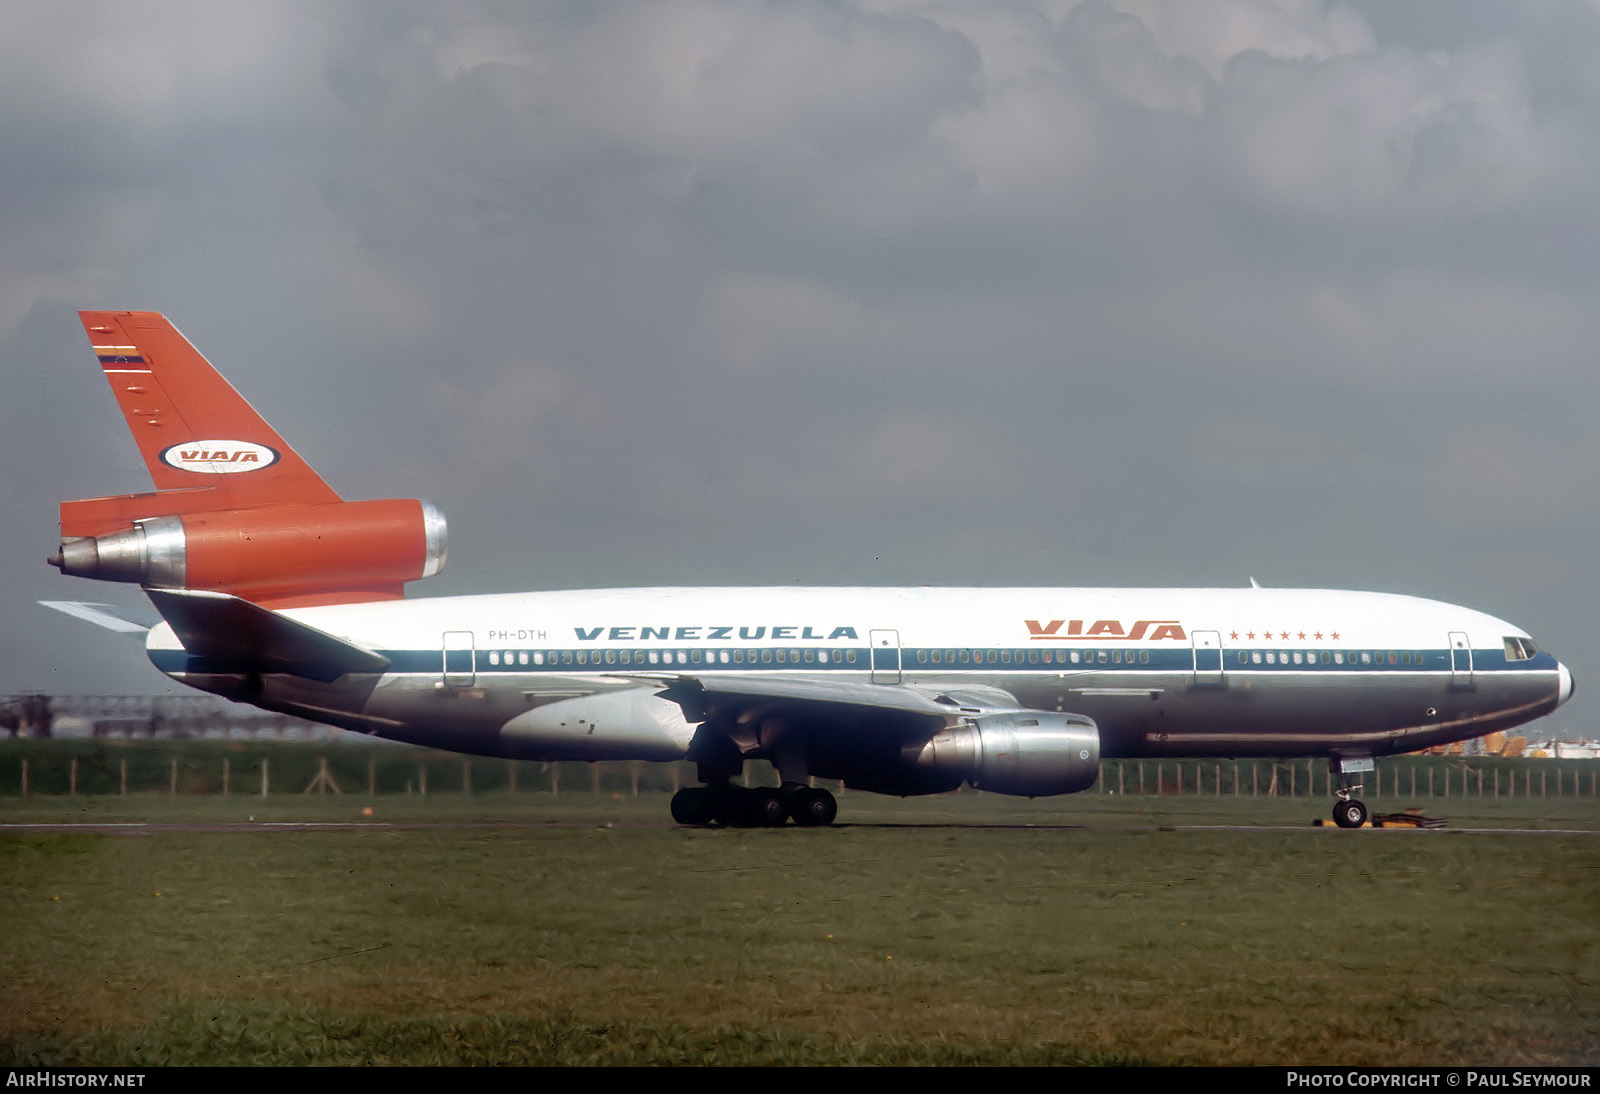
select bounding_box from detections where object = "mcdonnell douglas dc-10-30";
[45,311,1574,827]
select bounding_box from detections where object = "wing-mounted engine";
[50,497,447,607]
[906,711,1101,797]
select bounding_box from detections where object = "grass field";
[2,788,1597,1066]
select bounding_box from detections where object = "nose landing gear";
[1333,797,1368,828]
[1330,755,1375,829]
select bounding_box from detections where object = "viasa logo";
[160,440,279,474]
[1026,619,1187,642]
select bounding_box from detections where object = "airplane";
[45,310,1575,828]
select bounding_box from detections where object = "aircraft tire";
[790,787,838,827]
[751,787,789,827]
[711,786,749,827]
[1333,799,1368,829]
[670,787,715,826]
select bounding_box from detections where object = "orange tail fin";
[78,310,340,514]
[55,311,446,606]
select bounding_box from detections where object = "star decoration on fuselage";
[1231,628,1342,644]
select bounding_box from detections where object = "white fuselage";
[146,585,1573,781]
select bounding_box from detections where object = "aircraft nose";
[1557,662,1575,707]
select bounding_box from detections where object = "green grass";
[1,790,1596,1065]
[0,772,1594,830]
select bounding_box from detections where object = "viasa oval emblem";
[160,440,279,474]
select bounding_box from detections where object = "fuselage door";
[443,630,475,687]
[869,629,901,685]
[1192,629,1225,686]
[1448,631,1474,689]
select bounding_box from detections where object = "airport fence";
[0,739,1595,800]
[0,740,688,799]
[1098,755,1599,801]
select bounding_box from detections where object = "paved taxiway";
[2,822,1595,836]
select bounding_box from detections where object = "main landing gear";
[670,783,838,827]
[1330,755,1375,829]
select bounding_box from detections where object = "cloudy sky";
[1,0,1595,735]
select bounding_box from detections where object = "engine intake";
[49,498,446,605]
[908,711,1101,797]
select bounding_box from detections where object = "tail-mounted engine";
[907,711,1101,797]
[49,498,447,607]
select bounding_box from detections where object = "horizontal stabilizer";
[38,600,154,635]
[145,588,390,682]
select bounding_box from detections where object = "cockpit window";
[1504,637,1539,661]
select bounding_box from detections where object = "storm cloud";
[2,0,1595,735]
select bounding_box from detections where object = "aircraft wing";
[626,672,1025,728]
[623,672,1048,794]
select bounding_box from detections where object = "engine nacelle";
[50,498,447,605]
[908,712,1101,797]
